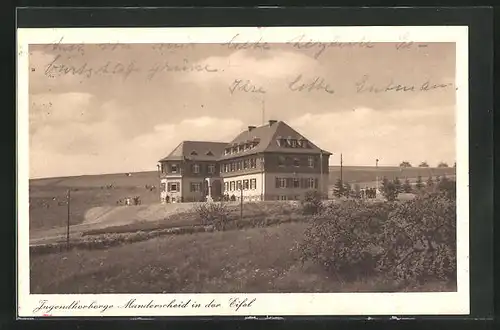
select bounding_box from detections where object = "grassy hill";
[29,166,456,232]
[30,221,454,294]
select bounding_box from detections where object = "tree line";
[332,174,455,201]
[399,161,456,168]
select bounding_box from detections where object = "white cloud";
[288,106,455,167]
[179,49,322,88]
[29,113,245,178]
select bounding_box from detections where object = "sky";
[28,42,456,178]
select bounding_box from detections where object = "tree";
[426,176,434,189]
[437,175,456,200]
[393,177,402,194]
[415,175,424,190]
[381,176,390,192]
[418,161,429,168]
[437,162,449,168]
[399,161,412,168]
[332,178,344,198]
[381,181,398,201]
[353,184,361,198]
[343,182,352,197]
[403,178,412,193]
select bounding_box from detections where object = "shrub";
[193,202,230,231]
[301,190,324,215]
[376,193,456,284]
[436,177,456,200]
[299,200,393,278]
[299,193,456,285]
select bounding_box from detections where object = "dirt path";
[29,202,199,245]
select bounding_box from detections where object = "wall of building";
[181,177,207,202]
[263,172,329,200]
[222,172,265,201]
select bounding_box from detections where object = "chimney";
[268,120,277,126]
[248,126,256,132]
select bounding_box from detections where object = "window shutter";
[315,178,319,189]
[275,177,280,188]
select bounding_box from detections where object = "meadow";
[28,166,457,294]
[29,166,455,232]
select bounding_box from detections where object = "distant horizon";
[29,162,456,180]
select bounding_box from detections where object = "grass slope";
[30,222,453,294]
[29,167,455,232]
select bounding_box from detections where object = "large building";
[158,120,332,203]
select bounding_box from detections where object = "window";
[237,180,242,190]
[208,164,215,174]
[275,178,287,188]
[243,159,249,169]
[236,161,242,171]
[168,182,179,192]
[279,195,287,201]
[170,164,178,173]
[230,163,235,172]
[278,156,286,167]
[291,139,298,148]
[293,178,300,188]
[224,182,229,192]
[190,151,198,156]
[250,179,257,189]
[225,149,230,155]
[190,183,202,192]
[206,151,214,156]
[160,182,166,192]
[293,158,300,167]
[230,181,235,191]
[243,179,249,190]
[250,158,257,168]
[308,156,315,168]
[192,164,200,173]
[306,178,315,189]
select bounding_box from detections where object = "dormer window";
[190,151,198,156]
[224,148,230,155]
[291,139,298,148]
[206,151,214,156]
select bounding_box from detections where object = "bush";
[376,193,456,284]
[299,194,456,285]
[299,200,393,278]
[300,190,324,215]
[193,202,230,231]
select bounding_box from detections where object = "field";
[29,166,455,234]
[30,221,455,294]
[29,168,457,294]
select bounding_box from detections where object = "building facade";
[158,120,332,203]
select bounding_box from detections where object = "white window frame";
[191,182,201,192]
[308,157,315,168]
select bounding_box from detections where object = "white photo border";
[17,26,469,317]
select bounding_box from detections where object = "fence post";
[66,188,71,250]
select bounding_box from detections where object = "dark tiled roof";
[158,141,228,162]
[218,121,332,160]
